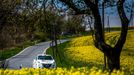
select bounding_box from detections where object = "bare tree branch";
[83,0,96,8]
[59,0,91,15]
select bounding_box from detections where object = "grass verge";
[0,40,39,61]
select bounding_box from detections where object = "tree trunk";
[107,53,120,71]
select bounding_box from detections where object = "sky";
[101,0,134,27]
[104,11,134,27]
[55,0,134,27]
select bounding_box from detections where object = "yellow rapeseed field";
[0,67,125,75]
[63,30,134,74]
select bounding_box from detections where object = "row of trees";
[0,0,85,50]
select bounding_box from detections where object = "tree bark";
[107,55,120,71]
[107,49,120,71]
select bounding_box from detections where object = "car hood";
[38,60,55,64]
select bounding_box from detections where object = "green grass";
[0,40,38,61]
[46,30,134,74]
[0,47,22,60]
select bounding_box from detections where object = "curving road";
[6,40,67,69]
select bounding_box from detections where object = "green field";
[47,30,134,74]
[0,40,38,61]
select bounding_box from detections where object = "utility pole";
[102,1,105,36]
[132,17,133,27]
[107,15,110,32]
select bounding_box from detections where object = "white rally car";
[33,54,56,68]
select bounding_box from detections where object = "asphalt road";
[6,40,67,69]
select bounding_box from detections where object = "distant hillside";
[104,26,134,32]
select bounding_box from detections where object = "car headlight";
[52,62,56,68]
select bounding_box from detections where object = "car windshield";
[38,56,53,60]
